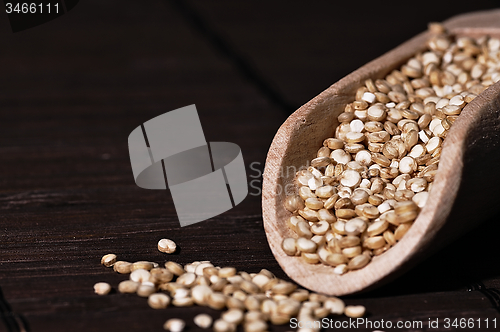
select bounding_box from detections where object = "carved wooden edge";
[262,9,500,295]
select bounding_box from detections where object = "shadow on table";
[350,210,500,299]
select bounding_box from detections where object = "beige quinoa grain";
[194,313,213,329]
[100,254,117,267]
[344,305,366,318]
[158,238,177,254]
[113,261,132,274]
[164,318,185,332]
[148,293,170,309]
[93,282,111,295]
[118,280,139,293]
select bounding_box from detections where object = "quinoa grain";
[158,239,177,254]
[164,318,185,332]
[93,282,111,295]
[148,293,170,309]
[101,254,117,267]
[194,313,213,329]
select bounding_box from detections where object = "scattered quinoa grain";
[148,293,170,309]
[158,239,177,254]
[118,280,139,294]
[93,282,111,295]
[100,254,116,267]
[194,313,213,329]
[113,261,132,274]
[164,318,185,332]
[213,319,236,332]
[344,305,366,318]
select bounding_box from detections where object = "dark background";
[1,1,500,331]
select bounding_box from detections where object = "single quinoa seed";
[164,318,185,332]
[100,254,117,267]
[93,282,111,295]
[113,261,132,274]
[193,313,213,329]
[158,238,177,254]
[344,305,366,318]
[148,293,170,309]
[118,280,139,293]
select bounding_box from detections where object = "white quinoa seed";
[158,238,177,254]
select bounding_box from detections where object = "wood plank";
[187,0,500,108]
[0,0,500,331]
[0,1,286,331]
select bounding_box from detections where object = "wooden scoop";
[262,10,500,296]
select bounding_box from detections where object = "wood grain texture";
[0,1,286,331]
[263,9,500,296]
[187,1,500,111]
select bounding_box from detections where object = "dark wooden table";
[1,1,500,331]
